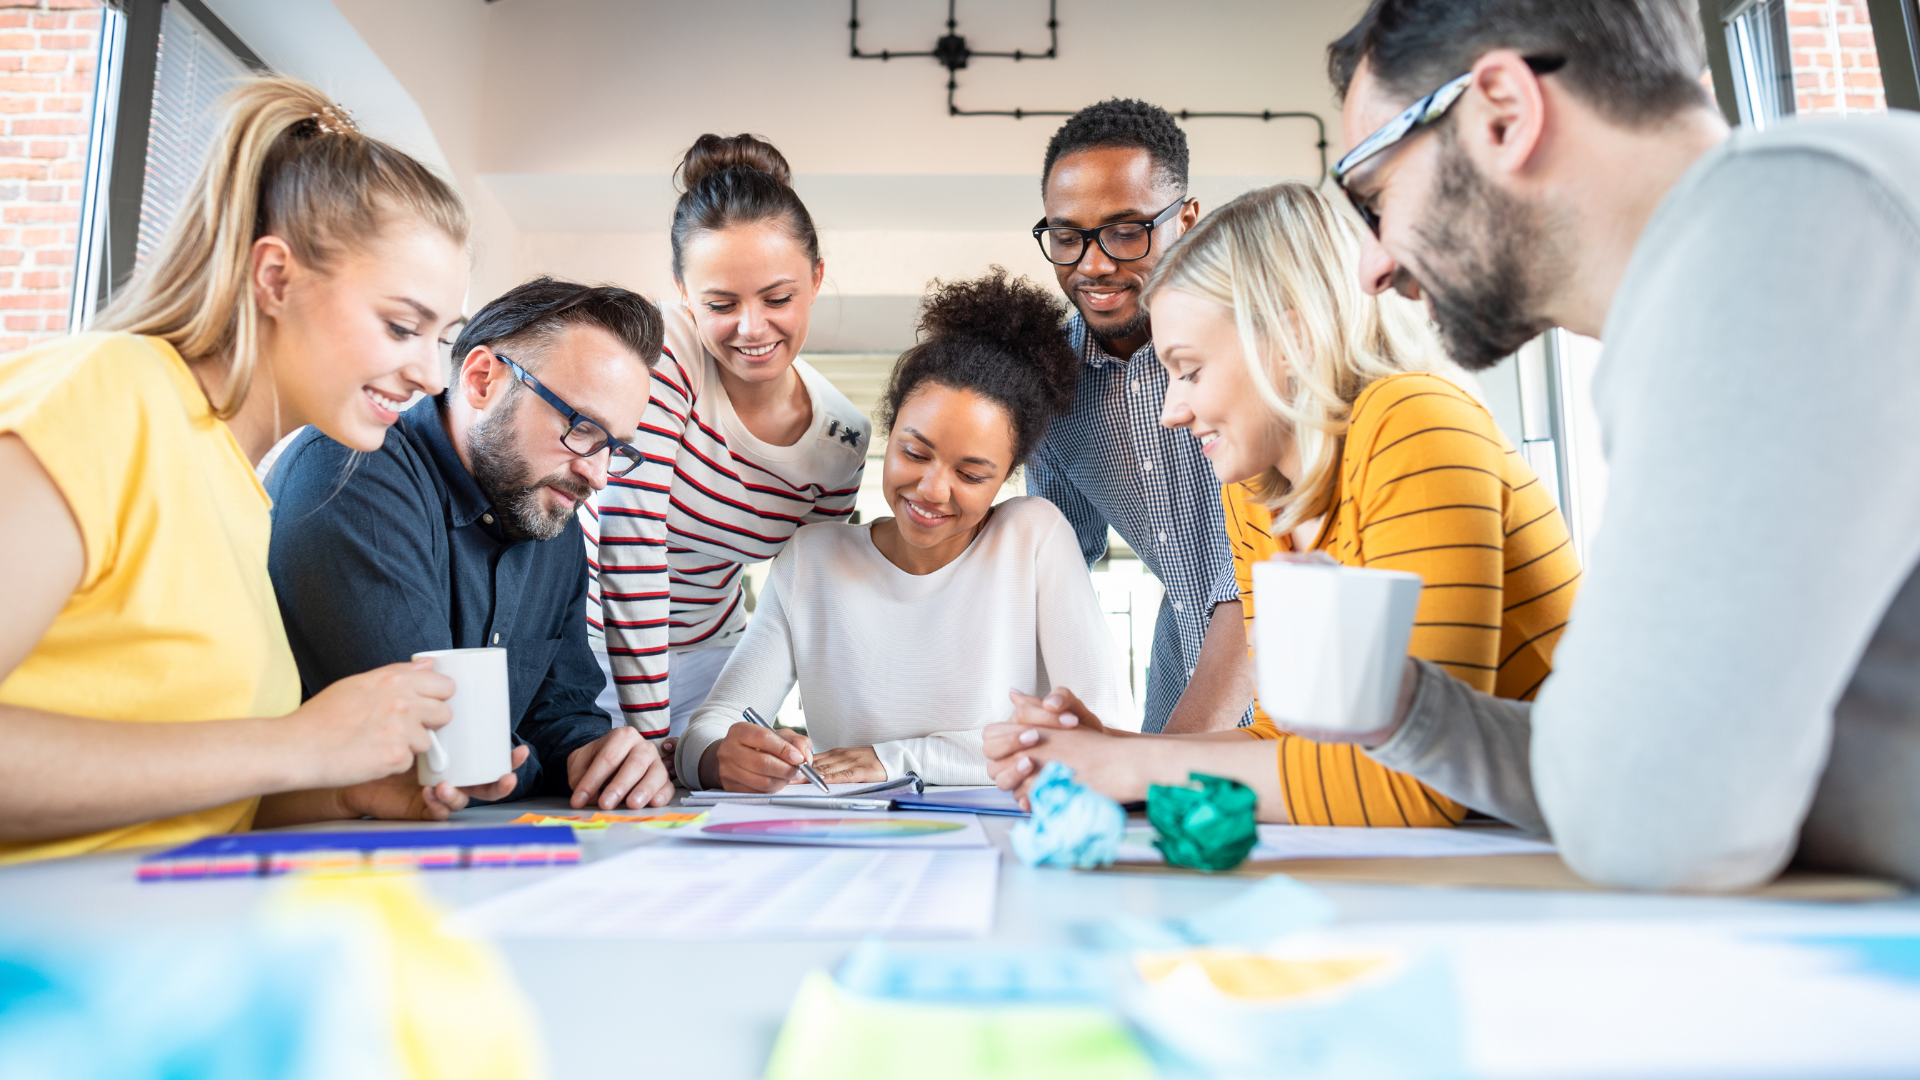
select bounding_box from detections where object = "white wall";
[320,0,1370,345]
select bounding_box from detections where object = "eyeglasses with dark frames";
[1333,55,1565,236]
[1032,196,1192,267]
[495,353,645,478]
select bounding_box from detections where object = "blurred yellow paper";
[1134,949,1392,1001]
[765,971,1151,1080]
[508,812,705,829]
[271,873,545,1080]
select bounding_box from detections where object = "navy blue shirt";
[266,396,609,798]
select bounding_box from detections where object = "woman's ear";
[250,235,296,320]
[811,258,826,295]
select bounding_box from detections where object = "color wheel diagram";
[701,818,964,840]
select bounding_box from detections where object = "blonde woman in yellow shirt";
[983,182,1580,825]
[0,78,518,863]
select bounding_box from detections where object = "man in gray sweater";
[1324,0,1920,889]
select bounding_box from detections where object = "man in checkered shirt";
[1025,99,1254,734]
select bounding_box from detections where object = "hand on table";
[982,721,1145,810]
[568,726,674,810]
[339,744,530,821]
[813,746,884,785]
[708,722,814,792]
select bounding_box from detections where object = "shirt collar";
[403,396,496,530]
[1067,309,1156,370]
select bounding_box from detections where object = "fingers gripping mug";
[1250,558,1423,734]
[412,647,512,787]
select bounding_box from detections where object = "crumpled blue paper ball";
[1009,760,1127,869]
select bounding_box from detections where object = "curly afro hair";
[1041,98,1189,196]
[879,268,1078,469]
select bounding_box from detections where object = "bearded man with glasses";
[265,278,678,818]
[1024,98,1253,736]
[1313,0,1920,892]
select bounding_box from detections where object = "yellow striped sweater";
[1232,372,1582,826]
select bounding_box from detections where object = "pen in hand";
[742,706,832,793]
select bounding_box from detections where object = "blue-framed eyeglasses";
[495,353,644,477]
[1333,56,1564,236]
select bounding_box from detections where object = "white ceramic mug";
[1250,558,1423,734]
[412,647,512,788]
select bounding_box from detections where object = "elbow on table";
[1552,814,1796,893]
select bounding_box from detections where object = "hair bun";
[917,267,1076,415]
[676,133,792,192]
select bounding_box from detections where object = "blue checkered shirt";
[1026,311,1244,733]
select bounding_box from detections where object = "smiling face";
[1152,288,1291,487]
[882,383,1016,558]
[264,218,468,452]
[459,321,651,541]
[1041,146,1195,354]
[675,219,823,387]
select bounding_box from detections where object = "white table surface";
[5,794,1916,1079]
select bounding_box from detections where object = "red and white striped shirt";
[583,304,869,735]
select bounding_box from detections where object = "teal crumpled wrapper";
[1009,761,1127,869]
[1147,772,1259,872]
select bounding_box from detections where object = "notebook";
[681,774,925,806]
[893,787,1029,817]
[135,825,580,882]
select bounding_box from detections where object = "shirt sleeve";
[1378,148,1920,888]
[266,433,560,794]
[591,365,685,736]
[676,542,799,786]
[1024,442,1110,569]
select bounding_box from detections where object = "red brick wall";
[1789,0,1887,116]
[0,0,97,354]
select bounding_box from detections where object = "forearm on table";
[1115,733,1289,823]
[1366,659,1545,833]
[1160,601,1254,734]
[0,704,311,841]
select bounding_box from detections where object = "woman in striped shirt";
[584,134,869,741]
[982,182,1581,826]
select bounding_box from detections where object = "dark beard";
[1411,131,1557,372]
[468,393,592,542]
[1071,277,1149,354]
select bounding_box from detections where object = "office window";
[135,1,251,268]
[1726,0,1797,128]
[1724,0,1888,129]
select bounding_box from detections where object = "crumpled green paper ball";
[1147,773,1258,872]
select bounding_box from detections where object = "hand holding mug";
[290,658,454,787]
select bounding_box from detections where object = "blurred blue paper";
[1122,948,1466,1080]
[837,939,1113,1004]
[1783,934,1920,985]
[1091,873,1337,949]
[0,923,398,1080]
[1009,762,1126,869]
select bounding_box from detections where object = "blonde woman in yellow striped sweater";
[982,182,1580,826]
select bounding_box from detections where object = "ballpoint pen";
[742,706,832,793]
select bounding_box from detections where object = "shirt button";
[483,513,494,524]
[1142,460,1153,472]
[1130,380,1138,393]
[491,633,500,644]
[1157,531,1166,542]
[1172,601,1184,612]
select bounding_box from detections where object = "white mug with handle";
[412,646,512,788]
[1251,555,1423,735]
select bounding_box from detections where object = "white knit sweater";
[678,496,1132,785]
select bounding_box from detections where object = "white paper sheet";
[1115,823,1555,863]
[680,777,921,804]
[681,803,990,848]
[446,845,1000,939]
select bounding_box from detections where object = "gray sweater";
[1368,115,1920,891]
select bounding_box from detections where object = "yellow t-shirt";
[1231,373,1582,827]
[0,332,300,863]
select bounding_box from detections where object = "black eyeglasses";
[1032,196,1191,267]
[1333,56,1565,236]
[496,354,644,477]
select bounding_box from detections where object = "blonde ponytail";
[95,76,469,419]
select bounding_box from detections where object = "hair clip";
[309,103,359,136]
